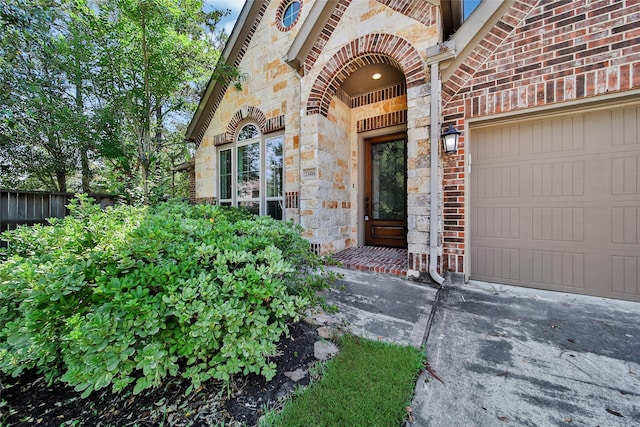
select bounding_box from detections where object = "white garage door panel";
[470,104,640,302]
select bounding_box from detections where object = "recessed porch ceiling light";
[371,73,382,80]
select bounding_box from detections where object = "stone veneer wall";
[299,89,410,254]
[195,0,443,271]
[300,93,415,254]
[299,96,352,253]
[405,83,436,275]
[297,0,440,268]
[194,0,305,219]
[440,0,640,274]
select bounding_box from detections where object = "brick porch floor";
[332,246,408,276]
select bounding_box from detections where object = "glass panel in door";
[365,134,407,247]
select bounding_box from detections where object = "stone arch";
[306,33,426,116]
[226,105,268,142]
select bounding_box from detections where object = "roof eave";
[185,1,262,143]
[285,1,335,71]
[441,0,512,79]
[173,160,195,172]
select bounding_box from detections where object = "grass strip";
[266,335,425,427]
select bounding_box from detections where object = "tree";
[94,0,227,203]
[1,1,105,192]
[0,1,74,191]
[0,0,231,200]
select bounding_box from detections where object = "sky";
[204,0,247,35]
[464,0,482,20]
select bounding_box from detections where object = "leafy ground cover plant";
[0,196,335,398]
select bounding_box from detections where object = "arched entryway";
[328,56,409,249]
[299,33,431,257]
[306,33,426,117]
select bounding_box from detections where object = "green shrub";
[0,196,335,397]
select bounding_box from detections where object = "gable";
[186,1,269,147]
[442,0,640,120]
[287,0,439,75]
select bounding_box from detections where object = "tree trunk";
[142,159,149,204]
[76,56,91,193]
[56,170,67,193]
[155,105,162,152]
[141,5,151,204]
[80,150,91,193]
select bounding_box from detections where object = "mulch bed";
[0,322,319,426]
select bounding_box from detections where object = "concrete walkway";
[312,267,437,347]
[317,268,640,426]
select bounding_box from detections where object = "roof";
[185,1,266,145]
[185,0,506,144]
[173,160,195,172]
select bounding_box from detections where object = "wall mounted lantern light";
[441,124,461,154]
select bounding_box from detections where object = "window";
[277,0,302,31]
[265,136,284,219]
[218,123,284,219]
[442,0,482,40]
[219,149,232,205]
[282,1,301,27]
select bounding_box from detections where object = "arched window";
[218,123,284,219]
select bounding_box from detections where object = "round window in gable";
[277,0,302,31]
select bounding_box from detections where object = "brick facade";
[441,0,640,273]
[306,34,426,117]
[374,0,437,27]
[302,0,352,74]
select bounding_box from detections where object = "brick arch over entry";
[226,106,267,141]
[306,33,426,116]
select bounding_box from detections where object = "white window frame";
[282,1,301,28]
[264,134,285,220]
[217,123,285,220]
[218,147,233,206]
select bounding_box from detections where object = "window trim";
[282,1,301,28]
[264,134,285,220]
[219,147,233,206]
[236,138,261,212]
[218,122,285,219]
[276,0,303,32]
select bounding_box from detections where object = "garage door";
[470,103,640,302]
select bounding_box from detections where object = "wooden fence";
[0,190,118,247]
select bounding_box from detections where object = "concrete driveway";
[316,268,640,426]
[411,281,640,426]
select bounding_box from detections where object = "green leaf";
[0,203,335,398]
[106,357,119,372]
[133,376,150,395]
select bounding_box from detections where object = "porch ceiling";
[340,63,405,97]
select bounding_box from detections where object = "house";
[186,0,640,302]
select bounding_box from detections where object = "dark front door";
[364,133,407,248]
